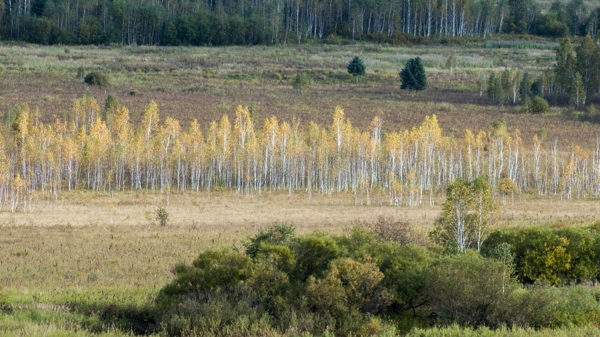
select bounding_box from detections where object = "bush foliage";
[84,72,110,86]
[155,223,600,336]
[482,226,600,285]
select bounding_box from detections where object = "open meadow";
[1,41,600,336]
[0,43,599,148]
[1,192,599,336]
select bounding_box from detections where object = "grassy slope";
[0,44,598,149]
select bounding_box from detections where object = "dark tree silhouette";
[400,57,427,92]
[347,56,366,83]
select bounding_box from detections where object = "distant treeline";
[487,36,600,110]
[2,0,600,46]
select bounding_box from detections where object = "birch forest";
[4,0,600,45]
[2,96,600,212]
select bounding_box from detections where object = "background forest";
[1,0,600,45]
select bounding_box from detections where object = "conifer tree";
[400,57,427,92]
[347,56,366,83]
[500,69,513,104]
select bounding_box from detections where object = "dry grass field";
[0,44,598,149]
[0,192,599,336]
[1,192,598,292]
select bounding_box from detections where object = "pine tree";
[347,56,366,83]
[400,57,427,92]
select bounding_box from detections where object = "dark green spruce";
[400,57,427,92]
[347,56,366,83]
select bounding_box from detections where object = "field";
[1,41,600,336]
[1,192,599,336]
[0,43,599,148]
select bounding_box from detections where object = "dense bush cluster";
[83,72,110,87]
[155,222,600,336]
[482,225,600,285]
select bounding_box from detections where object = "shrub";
[84,71,110,86]
[292,72,311,94]
[525,96,550,114]
[582,104,600,123]
[379,244,431,316]
[155,224,600,336]
[482,227,598,285]
[156,225,397,336]
[426,252,515,327]
[355,216,424,245]
[292,234,341,281]
[156,249,253,306]
[245,224,295,258]
[155,206,169,226]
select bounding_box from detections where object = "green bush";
[292,234,341,281]
[425,252,514,327]
[156,249,253,307]
[582,105,600,123]
[155,206,169,226]
[84,72,110,86]
[245,224,295,258]
[157,226,411,335]
[525,96,550,114]
[292,72,311,93]
[482,227,598,285]
[156,224,600,336]
[379,244,430,316]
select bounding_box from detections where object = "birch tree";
[432,177,497,252]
